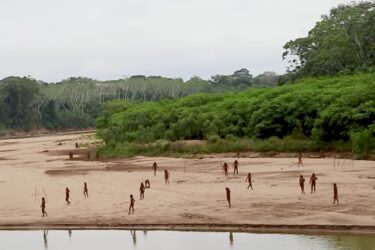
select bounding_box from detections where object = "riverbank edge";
[1,223,374,235]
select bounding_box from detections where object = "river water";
[0,230,374,250]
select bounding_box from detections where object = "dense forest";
[97,73,374,158]
[0,69,278,133]
[281,1,374,82]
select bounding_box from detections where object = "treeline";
[0,69,277,133]
[97,73,375,158]
[281,1,375,82]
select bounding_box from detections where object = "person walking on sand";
[40,197,47,217]
[152,162,158,176]
[298,152,303,167]
[309,173,318,194]
[333,183,339,204]
[140,182,145,200]
[83,182,89,198]
[225,187,231,208]
[246,173,253,190]
[129,194,135,214]
[233,160,239,175]
[164,170,170,184]
[299,175,305,194]
[65,187,71,205]
[223,162,229,176]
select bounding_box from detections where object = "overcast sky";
[0,0,354,82]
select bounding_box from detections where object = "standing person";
[83,182,89,198]
[233,160,239,175]
[309,173,318,194]
[75,142,79,148]
[65,187,71,205]
[68,151,73,160]
[128,194,135,214]
[152,162,158,176]
[223,163,229,176]
[333,183,339,204]
[164,170,170,184]
[245,173,253,190]
[298,152,303,167]
[225,187,231,208]
[140,182,145,200]
[299,175,305,194]
[40,197,47,217]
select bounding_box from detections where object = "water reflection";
[43,230,48,250]
[0,230,373,250]
[130,230,137,247]
[229,232,234,247]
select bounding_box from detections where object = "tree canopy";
[282,2,375,78]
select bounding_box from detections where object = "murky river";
[0,230,374,250]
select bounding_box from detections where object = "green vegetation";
[97,73,375,159]
[1,1,374,159]
[282,2,374,81]
[0,70,277,134]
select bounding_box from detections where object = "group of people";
[40,182,89,217]
[40,149,340,217]
[40,160,172,216]
[117,162,172,215]
[222,156,340,209]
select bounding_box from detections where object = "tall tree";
[282,2,375,77]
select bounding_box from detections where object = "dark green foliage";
[350,129,375,159]
[283,2,375,78]
[97,73,375,155]
[0,77,40,130]
[0,70,276,133]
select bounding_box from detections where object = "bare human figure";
[298,152,303,167]
[246,173,253,190]
[75,142,79,148]
[152,162,158,176]
[68,151,73,160]
[309,173,318,194]
[66,187,71,205]
[140,182,145,200]
[333,183,339,204]
[164,170,170,184]
[299,175,305,194]
[145,179,150,188]
[223,163,229,176]
[40,197,47,217]
[83,182,88,198]
[233,160,239,175]
[128,194,135,214]
[225,187,231,208]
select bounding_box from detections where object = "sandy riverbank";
[0,133,374,234]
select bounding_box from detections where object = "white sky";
[0,0,354,82]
